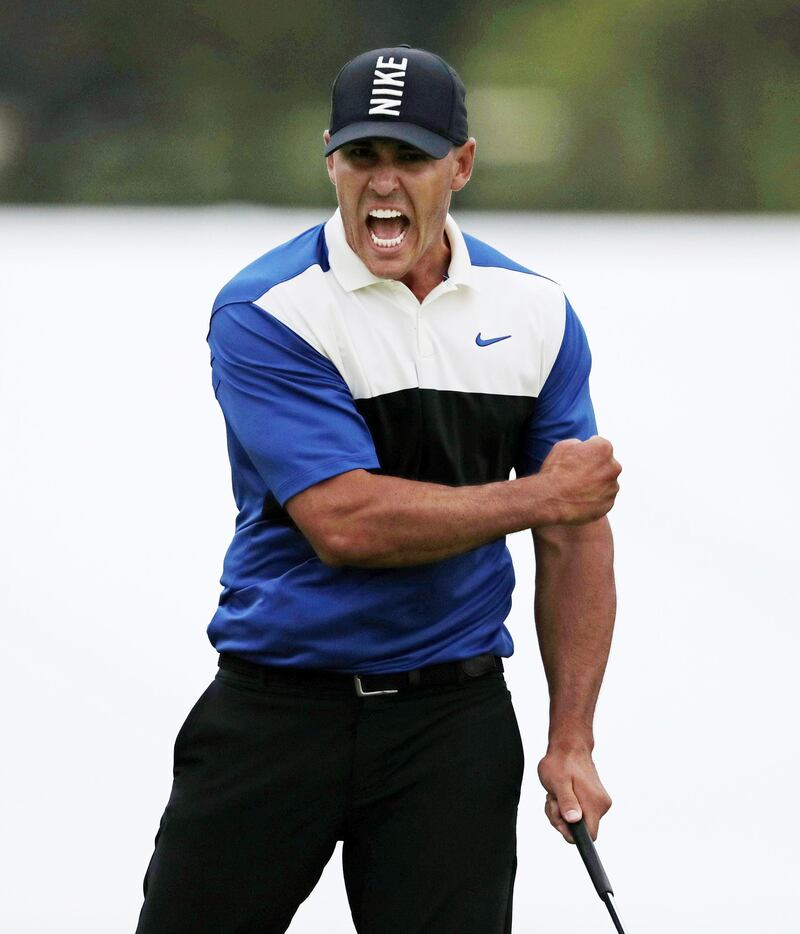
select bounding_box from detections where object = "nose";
[368,163,400,197]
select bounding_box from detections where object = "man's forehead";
[345,137,425,153]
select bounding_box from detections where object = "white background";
[2,207,798,932]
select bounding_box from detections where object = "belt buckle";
[353,674,399,697]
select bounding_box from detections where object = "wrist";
[547,720,595,755]
[523,472,561,527]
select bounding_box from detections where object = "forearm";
[533,517,616,750]
[294,469,554,568]
[286,436,621,568]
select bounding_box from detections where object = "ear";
[323,130,336,186]
[450,138,476,193]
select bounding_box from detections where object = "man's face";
[324,134,475,281]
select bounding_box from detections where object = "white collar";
[324,207,476,293]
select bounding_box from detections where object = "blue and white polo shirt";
[206,208,597,673]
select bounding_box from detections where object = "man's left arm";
[533,514,616,844]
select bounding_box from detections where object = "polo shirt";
[206,208,597,674]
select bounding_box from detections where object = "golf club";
[567,817,628,933]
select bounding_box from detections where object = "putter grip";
[569,818,614,898]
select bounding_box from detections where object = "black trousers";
[135,658,525,933]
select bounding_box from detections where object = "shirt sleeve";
[515,295,598,476]
[208,301,381,506]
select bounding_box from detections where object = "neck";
[400,230,451,302]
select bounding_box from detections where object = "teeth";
[370,228,407,248]
[369,209,404,218]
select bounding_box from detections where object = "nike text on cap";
[324,45,469,160]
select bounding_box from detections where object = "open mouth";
[365,208,410,249]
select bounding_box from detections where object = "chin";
[358,228,416,279]
[364,253,413,280]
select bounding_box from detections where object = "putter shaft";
[603,892,627,934]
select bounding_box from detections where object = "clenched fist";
[535,436,621,526]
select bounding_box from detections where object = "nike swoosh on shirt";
[475,332,512,347]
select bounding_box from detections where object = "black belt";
[218,651,504,697]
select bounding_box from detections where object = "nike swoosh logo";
[476,332,512,347]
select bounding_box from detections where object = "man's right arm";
[286,436,621,568]
[208,300,620,570]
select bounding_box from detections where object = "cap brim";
[324,121,453,159]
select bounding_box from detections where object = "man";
[135,45,620,934]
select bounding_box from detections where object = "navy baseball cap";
[324,45,469,159]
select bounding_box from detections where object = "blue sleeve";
[208,301,381,506]
[515,296,598,476]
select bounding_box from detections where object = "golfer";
[135,44,621,934]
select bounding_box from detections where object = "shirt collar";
[324,207,476,293]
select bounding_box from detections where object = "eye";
[344,145,374,161]
[399,149,428,162]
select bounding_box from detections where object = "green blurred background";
[0,0,797,210]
